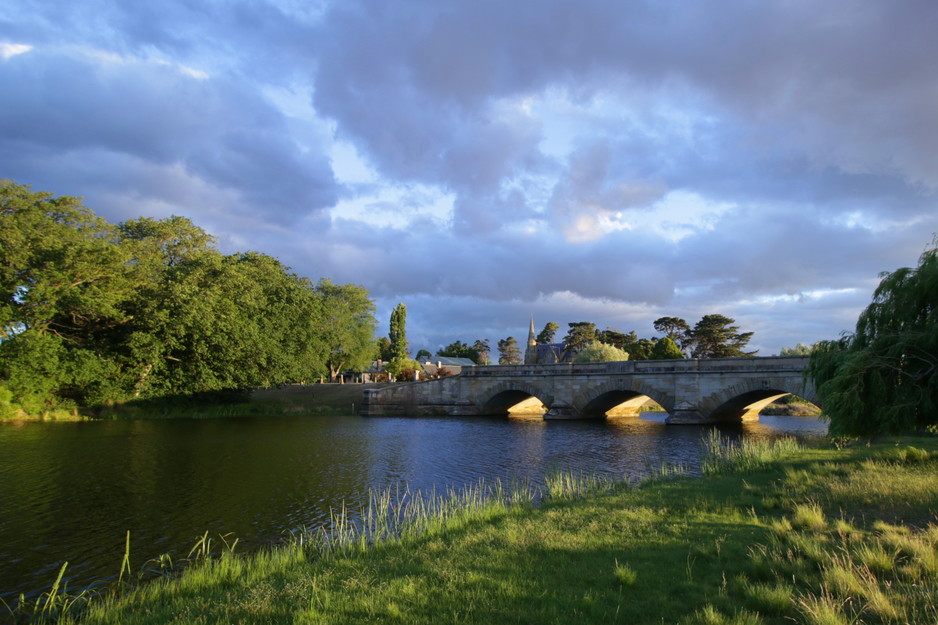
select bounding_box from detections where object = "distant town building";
[420,356,477,377]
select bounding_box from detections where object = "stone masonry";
[360,356,817,424]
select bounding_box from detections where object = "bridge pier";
[664,401,707,424]
[543,401,582,420]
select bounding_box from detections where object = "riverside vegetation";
[1,181,378,421]
[7,433,937,625]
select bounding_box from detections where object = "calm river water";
[0,412,826,601]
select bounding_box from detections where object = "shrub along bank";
[1,384,377,421]
[17,435,938,625]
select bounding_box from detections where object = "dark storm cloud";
[0,45,337,223]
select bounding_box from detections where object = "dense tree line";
[489,315,755,365]
[525,315,755,362]
[0,181,377,415]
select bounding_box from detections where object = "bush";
[574,341,629,363]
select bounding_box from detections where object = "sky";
[2,0,937,357]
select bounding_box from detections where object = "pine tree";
[536,322,559,344]
[497,336,522,365]
[687,315,756,358]
[563,322,597,353]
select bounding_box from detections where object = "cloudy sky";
[3,0,936,356]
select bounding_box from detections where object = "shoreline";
[1,384,382,422]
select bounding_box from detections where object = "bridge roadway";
[360,356,818,424]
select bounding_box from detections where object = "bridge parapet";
[461,356,810,378]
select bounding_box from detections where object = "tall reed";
[702,431,802,475]
[544,468,618,500]
[293,477,542,556]
[1,562,92,624]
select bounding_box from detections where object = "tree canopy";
[0,181,378,415]
[437,340,481,364]
[471,339,491,365]
[779,343,815,356]
[574,341,630,363]
[536,322,559,344]
[313,280,376,382]
[563,322,598,353]
[807,240,938,435]
[388,303,408,361]
[650,336,684,360]
[497,336,522,365]
[686,315,757,358]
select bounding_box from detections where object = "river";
[0,412,826,601]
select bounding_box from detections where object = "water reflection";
[0,413,826,600]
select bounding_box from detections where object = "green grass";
[701,430,803,474]
[9,434,938,624]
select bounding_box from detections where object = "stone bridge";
[360,356,818,424]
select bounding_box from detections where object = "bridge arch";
[703,376,820,423]
[574,380,672,419]
[478,381,550,416]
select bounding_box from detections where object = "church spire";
[525,316,537,365]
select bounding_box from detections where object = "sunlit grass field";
[12,434,938,625]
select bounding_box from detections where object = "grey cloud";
[313,0,938,228]
[0,47,337,223]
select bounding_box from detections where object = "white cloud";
[0,42,32,59]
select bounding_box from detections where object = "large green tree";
[497,336,522,365]
[314,279,377,382]
[0,181,379,411]
[563,322,598,354]
[653,317,691,355]
[0,181,129,341]
[807,240,938,435]
[376,337,394,362]
[138,252,326,396]
[597,329,635,351]
[0,182,131,410]
[686,314,757,359]
[471,339,491,365]
[536,322,559,344]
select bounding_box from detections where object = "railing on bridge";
[460,356,810,378]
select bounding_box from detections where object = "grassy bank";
[248,383,378,416]
[15,435,938,625]
[1,384,380,421]
[95,384,380,419]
